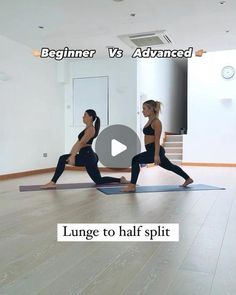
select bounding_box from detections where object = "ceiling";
[0,0,235,57]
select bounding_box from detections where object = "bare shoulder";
[85,126,95,135]
[152,118,162,128]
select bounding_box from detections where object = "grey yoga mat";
[19,182,127,192]
[97,184,225,195]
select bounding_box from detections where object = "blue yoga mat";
[97,184,225,195]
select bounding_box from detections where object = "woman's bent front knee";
[59,154,70,163]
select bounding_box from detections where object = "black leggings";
[51,146,121,185]
[131,143,190,184]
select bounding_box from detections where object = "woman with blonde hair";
[123,100,193,192]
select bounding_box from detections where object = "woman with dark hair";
[41,109,127,189]
[123,100,193,192]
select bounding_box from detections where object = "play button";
[95,124,141,168]
[111,139,127,157]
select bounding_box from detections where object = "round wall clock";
[221,66,235,79]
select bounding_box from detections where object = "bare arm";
[153,119,162,164]
[69,140,82,157]
[70,127,95,156]
[67,127,95,165]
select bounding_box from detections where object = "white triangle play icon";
[111,139,127,157]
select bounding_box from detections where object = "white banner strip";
[57,223,179,242]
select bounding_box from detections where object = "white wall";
[137,58,187,148]
[64,57,137,152]
[183,50,236,163]
[0,35,64,174]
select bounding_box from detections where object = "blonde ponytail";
[155,101,162,117]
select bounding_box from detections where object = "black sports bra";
[143,122,155,135]
[78,128,95,145]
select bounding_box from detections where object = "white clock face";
[221,66,235,79]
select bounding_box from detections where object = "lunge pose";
[41,109,127,189]
[123,100,193,192]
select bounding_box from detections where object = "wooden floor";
[0,166,236,295]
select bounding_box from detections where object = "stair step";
[166,153,182,160]
[165,135,183,142]
[170,159,182,165]
[164,147,183,153]
[164,142,183,148]
[146,159,182,167]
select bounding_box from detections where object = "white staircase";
[163,135,183,165]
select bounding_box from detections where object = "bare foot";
[40,181,56,189]
[122,183,136,192]
[181,178,194,187]
[120,176,130,184]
